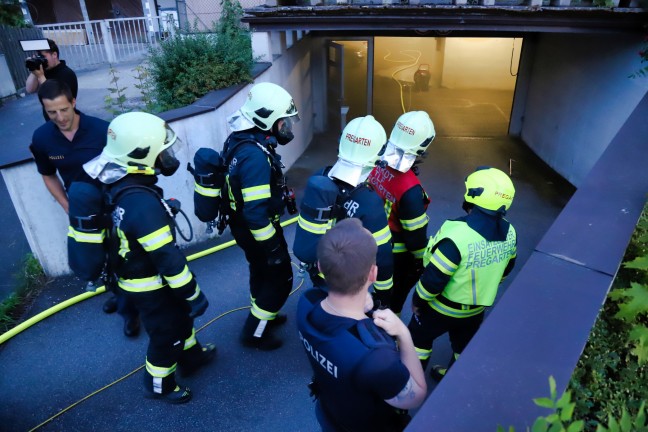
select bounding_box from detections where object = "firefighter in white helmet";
[83,112,215,404]
[367,111,436,314]
[223,82,300,351]
[293,115,394,307]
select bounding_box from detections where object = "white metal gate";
[35,16,176,69]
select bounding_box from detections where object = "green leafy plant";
[0,253,47,334]
[528,377,584,432]
[593,0,617,7]
[132,64,162,113]
[143,0,253,112]
[630,36,648,79]
[0,0,28,27]
[104,64,129,116]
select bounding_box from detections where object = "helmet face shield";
[275,114,300,145]
[155,137,182,176]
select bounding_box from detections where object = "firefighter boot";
[268,313,287,328]
[144,369,192,404]
[178,343,217,378]
[240,313,283,351]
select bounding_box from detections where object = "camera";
[20,39,52,72]
[25,55,48,71]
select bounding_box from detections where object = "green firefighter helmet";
[240,82,298,131]
[103,111,177,168]
[464,167,515,214]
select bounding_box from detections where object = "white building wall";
[4,34,316,277]
[519,33,648,186]
[441,38,522,90]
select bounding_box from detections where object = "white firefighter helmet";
[84,112,180,184]
[382,111,435,172]
[328,115,387,186]
[229,82,299,132]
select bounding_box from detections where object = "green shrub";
[145,0,253,111]
[0,253,47,334]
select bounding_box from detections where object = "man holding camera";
[25,38,78,122]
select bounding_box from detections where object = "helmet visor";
[383,141,418,173]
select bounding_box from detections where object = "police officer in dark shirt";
[30,79,139,336]
[297,218,427,431]
[25,38,78,122]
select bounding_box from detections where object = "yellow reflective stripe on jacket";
[118,275,164,292]
[372,225,392,247]
[67,226,106,244]
[428,297,484,318]
[297,215,332,235]
[164,265,193,289]
[251,300,277,321]
[412,247,426,259]
[186,285,201,301]
[415,346,432,361]
[430,249,458,276]
[250,223,276,242]
[146,358,176,377]
[194,182,220,198]
[117,228,130,259]
[138,226,173,252]
[393,242,407,254]
[183,328,197,350]
[415,280,438,302]
[384,200,394,219]
[401,213,429,231]
[374,277,393,292]
[241,184,271,202]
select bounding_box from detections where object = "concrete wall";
[441,38,522,90]
[519,33,648,186]
[5,34,316,277]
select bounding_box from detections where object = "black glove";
[188,291,209,318]
[371,289,391,310]
[414,258,425,278]
[412,291,428,311]
[266,240,290,267]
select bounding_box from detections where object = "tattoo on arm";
[395,377,416,401]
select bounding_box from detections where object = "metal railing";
[35,16,177,70]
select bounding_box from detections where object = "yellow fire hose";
[0,217,298,345]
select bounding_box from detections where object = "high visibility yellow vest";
[424,220,517,307]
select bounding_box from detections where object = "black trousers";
[122,286,202,393]
[390,251,422,314]
[229,218,293,316]
[408,303,484,366]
